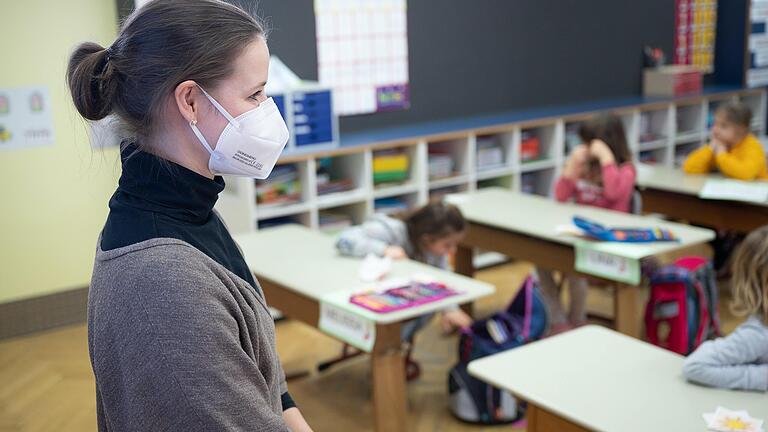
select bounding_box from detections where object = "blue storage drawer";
[295,129,333,146]
[272,94,287,119]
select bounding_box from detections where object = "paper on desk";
[358,253,392,282]
[699,179,768,204]
[703,406,764,432]
[555,224,584,237]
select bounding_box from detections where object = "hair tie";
[104,46,114,63]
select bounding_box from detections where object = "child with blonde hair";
[683,225,768,392]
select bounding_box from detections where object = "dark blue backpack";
[448,276,548,424]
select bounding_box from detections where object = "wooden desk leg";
[455,245,474,277]
[527,403,590,432]
[614,283,642,339]
[371,323,407,432]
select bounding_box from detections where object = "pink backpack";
[645,257,721,354]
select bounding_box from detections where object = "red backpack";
[645,256,721,355]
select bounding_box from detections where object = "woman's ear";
[174,80,200,124]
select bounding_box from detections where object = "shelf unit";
[216,88,767,234]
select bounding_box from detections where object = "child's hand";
[383,246,407,259]
[589,139,615,165]
[440,309,473,334]
[709,139,727,155]
[563,145,589,179]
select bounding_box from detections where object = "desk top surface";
[468,326,768,432]
[447,188,715,260]
[234,225,495,324]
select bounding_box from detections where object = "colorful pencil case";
[573,216,678,243]
[349,281,459,313]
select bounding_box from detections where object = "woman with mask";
[67,1,312,430]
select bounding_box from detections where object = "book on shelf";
[428,152,454,179]
[256,165,302,206]
[319,211,354,233]
[373,149,409,185]
[374,197,410,215]
[520,131,540,162]
[316,157,356,195]
[476,137,504,170]
[317,178,355,195]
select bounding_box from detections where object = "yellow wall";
[0,0,119,303]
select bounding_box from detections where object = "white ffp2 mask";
[189,86,289,179]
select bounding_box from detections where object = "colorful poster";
[0,86,54,151]
[314,0,410,116]
[675,0,717,72]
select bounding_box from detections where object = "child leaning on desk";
[540,114,637,334]
[683,101,767,181]
[684,101,766,273]
[335,201,473,378]
[683,225,768,392]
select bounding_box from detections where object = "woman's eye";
[249,91,263,101]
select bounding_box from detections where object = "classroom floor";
[0,261,745,432]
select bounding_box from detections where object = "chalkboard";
[119,1,676,134]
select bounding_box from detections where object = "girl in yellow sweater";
[683,102,767,180]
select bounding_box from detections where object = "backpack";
[448,276,548,424]
[645,256,721,355]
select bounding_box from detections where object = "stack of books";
[373,150,409,185]
[374,197,410,215]
[428,152,454,179]
[520,131,541,162]
[476,137,504,171]
[255,165,302,206]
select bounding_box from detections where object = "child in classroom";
[336,201,473,377]
[539,114,637,334]
[683,101,767,180]
[683,225,768,392]
[684,101,766,273]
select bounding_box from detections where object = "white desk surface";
[636,163,709,195]
[446,188,715,260]
[637,163,768,208]
[468,326,768,432]
[234,225,495,324]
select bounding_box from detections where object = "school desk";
[468,325,768,432]
[234,224,494,432]
[637,163,768,233]
[448,187,715,338]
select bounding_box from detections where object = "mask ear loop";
[196,85,241,129]
[189,119,217,156]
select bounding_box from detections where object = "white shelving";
[476,166,516,181]
[429,175,472,190]
[373,182,420,199]
[216,88,767,234]
[317,188,368,210]
[519,158,558,173]
[257,202,313,221]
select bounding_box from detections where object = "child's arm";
[682,145,716,174]
[555,146,588,202]
[601,163,636,204]
[335,218,398,258]
[683,319,768,392]
[554,176,577,203]
[715,138,766,180]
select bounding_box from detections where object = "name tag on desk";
[574,241,641,285]
[319,302,376,352]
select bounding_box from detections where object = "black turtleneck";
[101,144,295,411]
